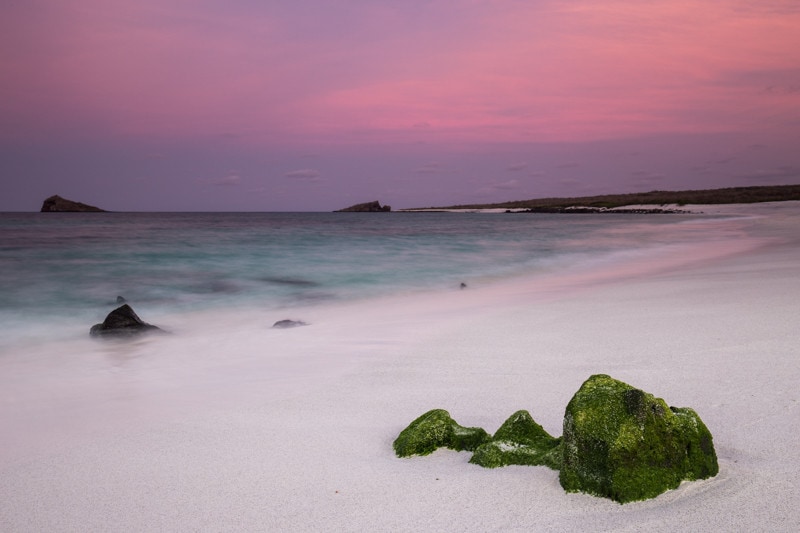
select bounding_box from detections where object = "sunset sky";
[2,0,799,211]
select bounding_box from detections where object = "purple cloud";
[285,169,321,181]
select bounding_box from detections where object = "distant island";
[405,184,800,212]
[41,195,107,212]
[335,200,391,212]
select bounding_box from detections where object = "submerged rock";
[40,195,106,212]
[272,319,308,329]
[559,374,719,503]
[393,409,490,457]
[90,304,162,337]
[469,410,561,469]
[260,276,319,287]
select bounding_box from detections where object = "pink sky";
[1,0,799,210]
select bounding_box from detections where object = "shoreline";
[1,202,799,531]
[400,199,800,215]
[398,204,695,214]
[396,184,800,213]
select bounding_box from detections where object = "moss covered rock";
[559,374,719,503]
[393,409,491,457]
[470,410,562,469]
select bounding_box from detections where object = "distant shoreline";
[400,184,800,212]
[399,205,693,214]
[399,200,800,216]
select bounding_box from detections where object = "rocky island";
[335,200,391,212]
[41,195,106,212]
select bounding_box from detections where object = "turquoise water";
[0,211,739,346]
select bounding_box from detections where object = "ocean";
[0,207,771,480]
[0,210,748,352]
[1,205,796,530]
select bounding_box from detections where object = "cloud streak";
[204,172,242,187]
[285,169,321,181]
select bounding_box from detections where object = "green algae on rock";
[559,374,719,504]
[469,410,562,469]
[393,409,491,457]
[393,375,718,504]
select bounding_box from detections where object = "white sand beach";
[1,202,799,532]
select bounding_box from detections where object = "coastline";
[396,184,800,213]
[1,202,799,531]
[399,200,800,215]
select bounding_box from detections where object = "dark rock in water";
[260,276,319,287]
[559,374,719,503]
[272,319,308,329]
[393,409,491,457]
[335,200,391,212]
[460,282,467,289]
[90,304,162,337]
[41,195,106,212]
[469,410,562,470]
[116,296,127,304]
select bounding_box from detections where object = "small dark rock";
[272,319,309,329]
[460,282,467,289]
[260,276,319,287]
[90,304,162,338]
[116,296,127,304]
